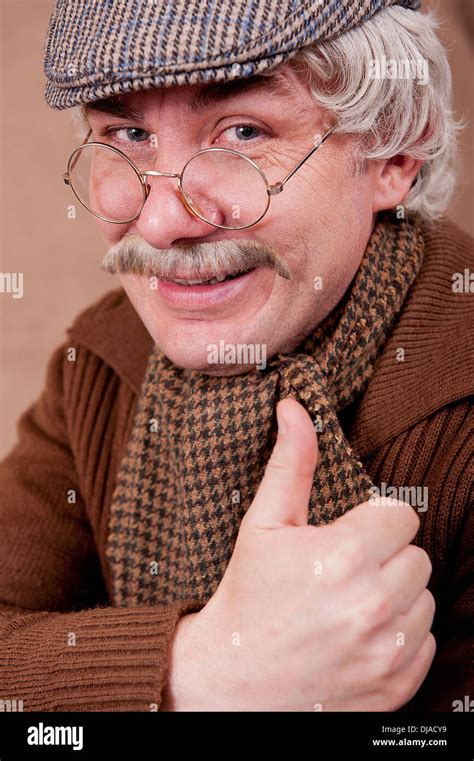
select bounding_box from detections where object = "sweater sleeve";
[0,342,201,711]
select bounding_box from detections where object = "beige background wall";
[1,0,473,457]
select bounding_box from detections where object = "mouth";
[161,266,257,286]
[151,266,267,310]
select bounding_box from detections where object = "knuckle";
[330,537,364,578]
[265,457,289,479]
[387,640,406,676]
[266,448,315,482]
[366,651,394,686]
[360,592,392,632]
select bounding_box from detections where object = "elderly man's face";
[86,65,384,375]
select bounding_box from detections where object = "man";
[0,0,472,712]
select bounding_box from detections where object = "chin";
[155,323,272,376]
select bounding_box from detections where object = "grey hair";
[284,6,462,221]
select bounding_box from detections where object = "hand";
[162,398,435,711]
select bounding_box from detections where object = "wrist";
[160,602,240,711]
[161,609,226,711]
[160,613,198,711]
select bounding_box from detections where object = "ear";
[372,155,424,213]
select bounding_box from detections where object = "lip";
[154,267,262,309]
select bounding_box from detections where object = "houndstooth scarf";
[106,213,424,607]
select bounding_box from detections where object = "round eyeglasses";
[63,126,334,230]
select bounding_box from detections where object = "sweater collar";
[68,217,473,459]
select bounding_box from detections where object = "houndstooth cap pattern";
[43,0,421,110]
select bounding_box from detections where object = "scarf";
[106,213,424,607]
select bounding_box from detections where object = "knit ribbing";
[0,602,200,711]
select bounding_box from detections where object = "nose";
[133,172,218,249]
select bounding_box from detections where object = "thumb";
[245,398,319,529]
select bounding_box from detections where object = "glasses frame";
[63,125,335,230]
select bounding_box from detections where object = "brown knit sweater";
[0,217,472,712]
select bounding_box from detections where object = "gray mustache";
[101,234,291,280]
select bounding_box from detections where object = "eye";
[104,126,151,143]
[218,124,266,144]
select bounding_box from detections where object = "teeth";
[172,273,231,285]
[173,277,213,285]
[166,268,255,286]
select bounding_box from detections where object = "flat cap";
[44,0,421,110]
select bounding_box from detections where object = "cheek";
[260,163,352,243]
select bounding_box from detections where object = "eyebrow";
[186,73,296,113]
[84,72,297,120]
[85,99,143,120]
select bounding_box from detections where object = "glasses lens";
[180,149,269,229]
[68,144,145,223]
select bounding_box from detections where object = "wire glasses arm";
[268,126,335,195]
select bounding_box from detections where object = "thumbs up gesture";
[163,399,436,712]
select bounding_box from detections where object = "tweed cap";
[44,0,421,110]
